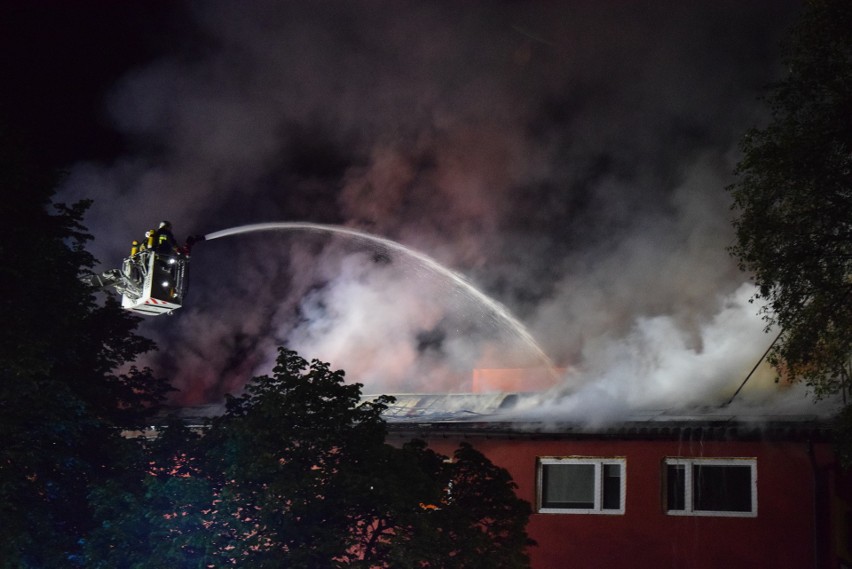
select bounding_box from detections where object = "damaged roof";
[369,392,837,441]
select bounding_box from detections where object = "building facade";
[382,394,852,569]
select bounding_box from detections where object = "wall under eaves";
[382,398,850,569]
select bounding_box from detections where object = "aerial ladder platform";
[84,233,203,316]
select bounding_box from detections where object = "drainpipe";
[807,440,823,569]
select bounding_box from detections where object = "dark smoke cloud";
[59,1,834,417]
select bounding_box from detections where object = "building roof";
[170,392,839,442]
[371,392,837,442]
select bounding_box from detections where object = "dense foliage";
[85,348,535,568]
[728,0,852,398]
[0,138,171,567]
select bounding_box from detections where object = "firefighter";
[156,220,178,254]
[130,240,140,256]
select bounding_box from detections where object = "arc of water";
[205,222,556,371]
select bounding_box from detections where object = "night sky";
[4,1,831,420]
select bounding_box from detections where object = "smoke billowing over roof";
[54,1,832,418]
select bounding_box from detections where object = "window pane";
[693,465,752,512]
[543,464,595,508]
[666,464,686,511]
[602,463,621,510]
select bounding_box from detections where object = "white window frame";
[537,456,626,515]
[664,457,757,518]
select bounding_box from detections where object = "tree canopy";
[85,348,535,568]
[728,0,852,398]
[0,135,172,567]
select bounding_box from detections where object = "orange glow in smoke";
[471,368,562,393]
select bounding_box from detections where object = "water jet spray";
[204,222,556,373]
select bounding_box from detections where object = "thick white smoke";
[57,1,828,418]
[514,284,777,424]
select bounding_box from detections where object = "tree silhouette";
[728,0,851,399]
[85,348,534,568]
[0,136,171,567]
